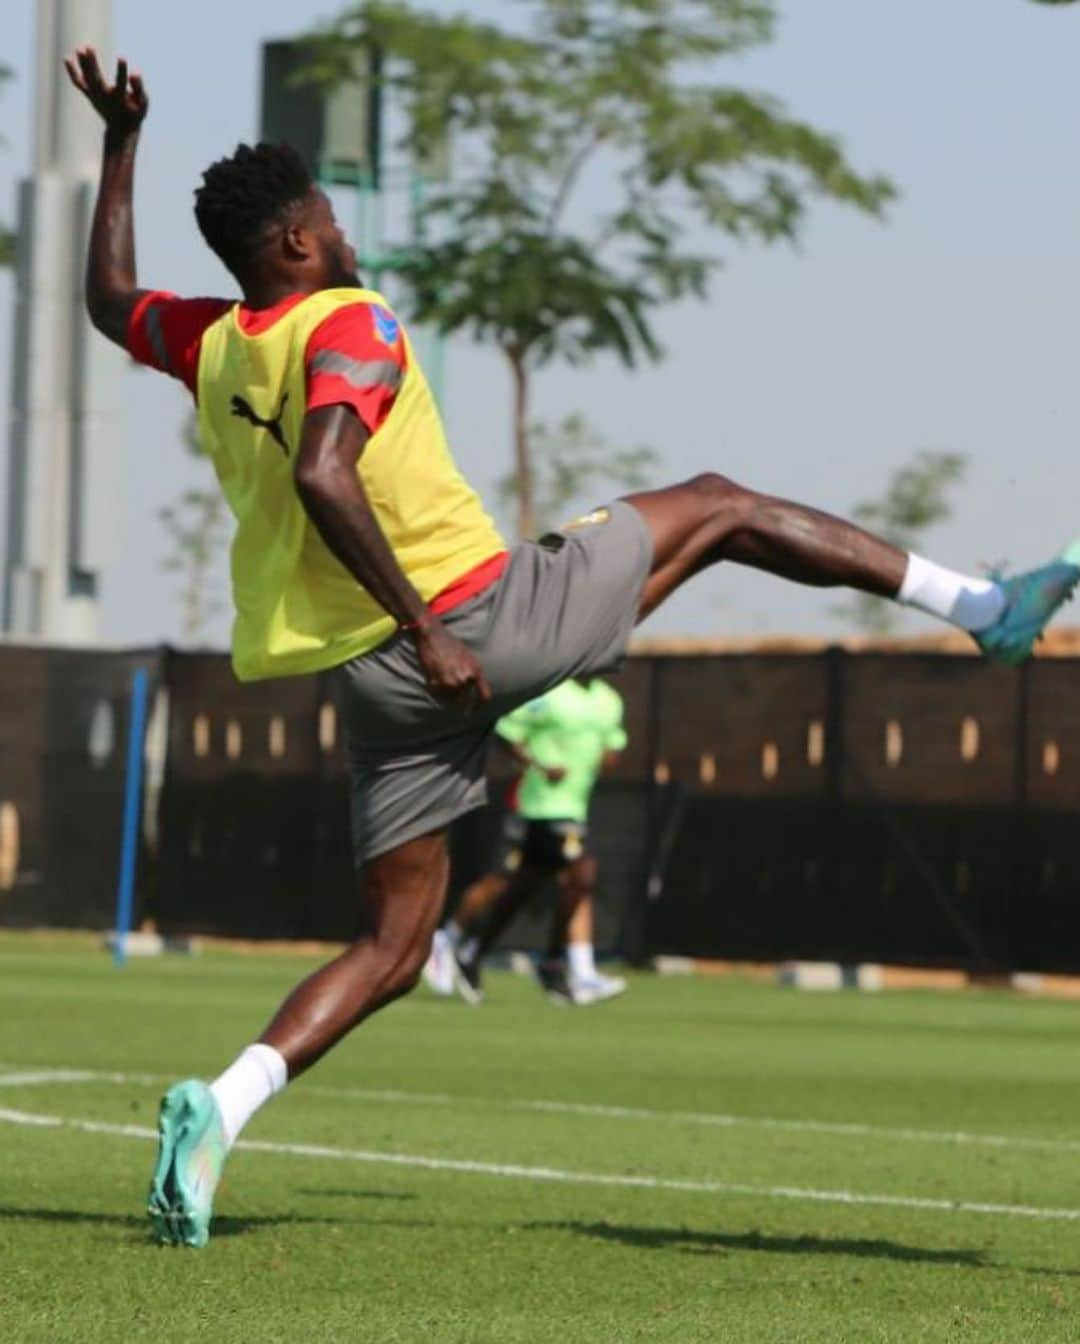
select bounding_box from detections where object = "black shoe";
[453,952,484,1005]
[535,959,574,1006]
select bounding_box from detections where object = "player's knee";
[685,472,756,537]
[357,929,429,1009]
[386,967,422,1003]
[384,937,430,1001]
[687,471,747,509]
[400,941,431,995]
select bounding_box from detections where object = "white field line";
[1,1100,1079,1225]
[2,1068,1077,1158]
[0,1069,161,1088]
[308,1086,1080,1157]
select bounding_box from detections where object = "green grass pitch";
[2,932,1080,1343]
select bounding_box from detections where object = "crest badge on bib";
[562,507,611,533]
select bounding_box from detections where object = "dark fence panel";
[3,643,1080,972]
[0,644,161,930]
[0,646,48,923]
[645,800,1022,969]
[153,652,359,940]
[640,654,1080,973]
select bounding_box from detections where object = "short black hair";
[194,142,313,277]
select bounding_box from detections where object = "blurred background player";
[425,677,628,1006]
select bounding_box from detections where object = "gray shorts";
[335,500,653,865]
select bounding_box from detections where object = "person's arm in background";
[601,690,628,773]
[65,46,150,347]
[496,701,566,782]
[295,405,491,709]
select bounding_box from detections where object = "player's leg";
[453,871,514,935]
[632,474,931,615]
[551,865,594,960]
[424,869,512,996]
[428,808,535,1001]
[442,869,517,1004]
[466,871,542,957]
[550,858,627,1005]
[626,474,1079,660]
[533,855,588,1004]
[453,863,548,1003]
[148,830,449,1247]
[255,831,449,1071]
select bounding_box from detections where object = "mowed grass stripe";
[6,1066,1080,1156]
[2,1100,1080,1225]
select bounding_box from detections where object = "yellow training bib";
[196,288,505,681]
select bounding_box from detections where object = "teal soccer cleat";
[148,1079,228,1248]
[975,542,1080,665]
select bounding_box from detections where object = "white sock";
[898,553,1005,633]
[459,936,479,964]
[568,941,597,983]
[444,921,464,951]
[209,1043,288,1147]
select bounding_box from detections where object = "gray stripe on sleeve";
[145,305,172,373]
[309,350,403,391]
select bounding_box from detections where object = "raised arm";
[296,405,492,709]
[64,47,149,346]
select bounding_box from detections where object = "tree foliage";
[158,414,229,645]
[838,451,969,636]
[851,451,969,545]
[495,412,657,534]
[303,1,895,537]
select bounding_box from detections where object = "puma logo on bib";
[230,391,291,457]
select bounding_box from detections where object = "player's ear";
[282,190,325,264]
[281,221,313,262]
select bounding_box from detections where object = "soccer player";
[67,49,1079,1247]
[425,677,629,1006]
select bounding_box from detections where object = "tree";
[158,414,229,645]
[0,65,14,267]
[303,1,895,538]
[495,413,657,535]
[837,451,969,636]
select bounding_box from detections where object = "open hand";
[413,622,492,713]
[64,47,148,136]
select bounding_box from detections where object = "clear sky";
[2,0,1079,647]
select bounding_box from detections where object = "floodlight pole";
[323,54,447,405]
[353,166,447,408]
[2,0,123,643]
[261,37,447,404]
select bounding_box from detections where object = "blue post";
[114,666,150,968]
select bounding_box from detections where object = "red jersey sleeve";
[127,291,233,396]
[304,301,409,436]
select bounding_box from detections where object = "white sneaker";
[569,972,628,1006]
[422,929,456,996]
